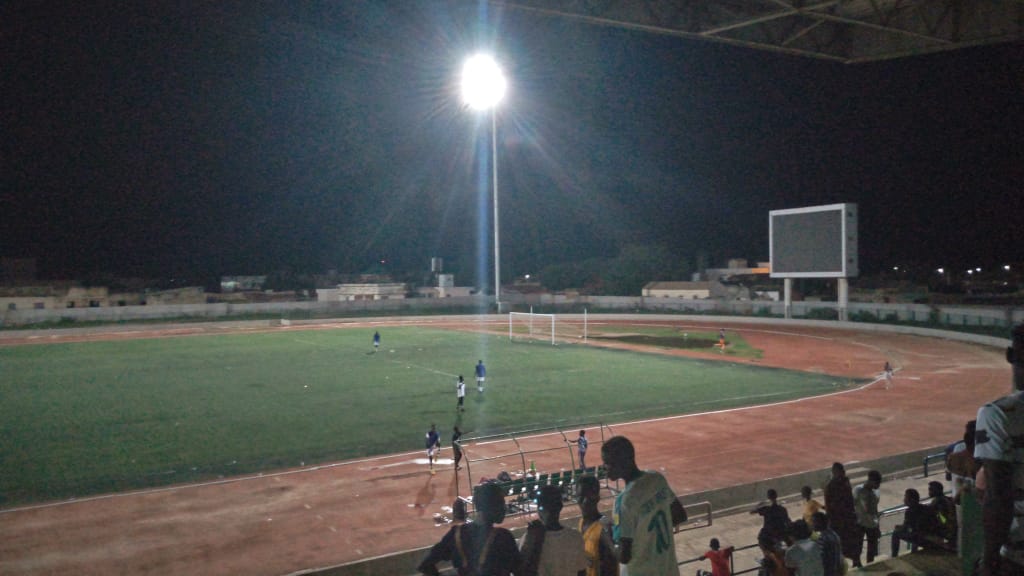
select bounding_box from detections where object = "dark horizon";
[3,2,1022,284]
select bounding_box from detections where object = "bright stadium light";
[461,53,507,309]
[461,54,507,111]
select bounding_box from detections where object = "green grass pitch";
[0,326,855,506]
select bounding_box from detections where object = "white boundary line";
[0,322,880,516]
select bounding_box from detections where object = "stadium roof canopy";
[498,0,1023,63]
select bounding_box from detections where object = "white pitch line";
[1,321,878,515]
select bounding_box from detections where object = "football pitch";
[0,325,856,506]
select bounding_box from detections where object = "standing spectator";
[750,488,792,545]
[519,484,589,576]
[574,430,589,469]
[697,538,734,576]
[824,462,859,566]
[973,322,1024,576]
[452,426,463,471]
[812,511,844,576]
[601,435,687,575]
[418,482,520,576]
[456,375,466,412]
[373,330,380,352]
[475,359,487,393]
[947,421,980,500]
[852,470,883,567]
[425,424,441,475]
[577,474,618,576]
[801,485,825,526]
[927,481,957,548]
[890,488,940,557]
[785,519,824,576]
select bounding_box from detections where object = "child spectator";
[697,538,733,576]
[801,485,825,526]
[576,475,617,576]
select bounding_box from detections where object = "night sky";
[3,2,1022,284]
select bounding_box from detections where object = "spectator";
[452,426,464,471]
[947,421,980,501]
[852,470,883,567]
[811,511,844,576]
[927,481,957,548]
[452,498,467,524]
[945,420,977,480]
[519,484,588,576]
[417,482,520,576]
[785,519,824,576]
[973,322,1024,576]
[751,488,792,545]
[890,488,941,557]
[601,435,687,575]
[801,485,825,526]
[824,462,859,567]
[697,538,734,576]
[757,534,789,576]
[576,474,617,576]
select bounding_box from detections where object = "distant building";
[0,284,109,310]
[145,286,206,305]
[642,281,712,299]
[316,283,407,302]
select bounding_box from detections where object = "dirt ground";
[0,317,1010,576]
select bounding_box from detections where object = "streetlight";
[461,53,507,310]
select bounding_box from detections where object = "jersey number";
[647,510,672,554]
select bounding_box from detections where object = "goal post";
[509,311,555,344]
[508,309,588,344]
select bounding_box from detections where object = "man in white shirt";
[602,435,687,576]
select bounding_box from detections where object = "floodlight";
[461,54,506,111]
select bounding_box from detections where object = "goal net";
[509,311,588,344]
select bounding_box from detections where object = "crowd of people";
[415,323,1024,576]
[419,435,687,576]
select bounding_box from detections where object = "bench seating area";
[498,466,609,515]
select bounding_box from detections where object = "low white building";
[316,283,407,302]
[642,281,712,299]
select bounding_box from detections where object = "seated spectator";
[801,485,825,526]
[786,519,824,576]
[519,484,589,576]
[697,537,734,576]
[811,511,844,576]
[751,488,792,544]
[757,534,790,576]
[927,481,957,548]
[576,475,617,576]
[418,483,520,576]
[890,488,942,558]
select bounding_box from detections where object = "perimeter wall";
[3,293,1022,330]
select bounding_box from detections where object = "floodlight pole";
[491,110,501,311]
